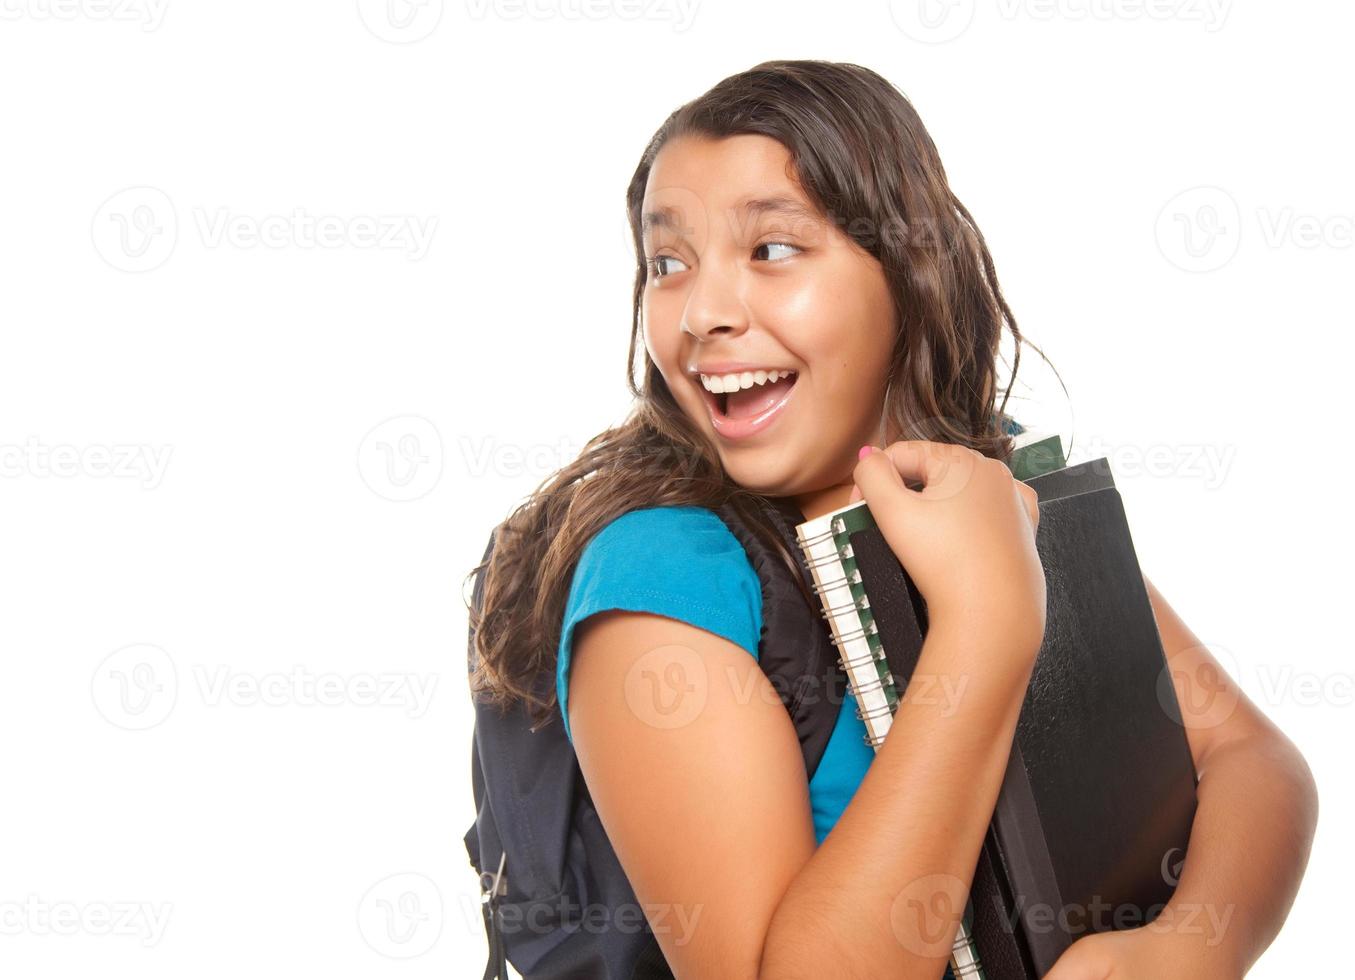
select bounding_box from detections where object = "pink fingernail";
[858,445,877,460]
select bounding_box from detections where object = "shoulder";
[557,505,764,741]
[581,504,753,569]
[568,505,762,630]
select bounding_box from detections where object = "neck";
[791,416,894,521]
[792,480,856,522]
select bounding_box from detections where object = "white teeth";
[699,369,795,394]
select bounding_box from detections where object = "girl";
[468,60,1317,978]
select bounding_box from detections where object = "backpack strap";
[713,495,846,781]
[466,526,511,980]
[477,849,509,980]
[467,498,844,979]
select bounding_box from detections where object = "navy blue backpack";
[462,494,845,979]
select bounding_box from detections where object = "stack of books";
[793,433,1198,978]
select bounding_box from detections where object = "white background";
[1,1,1350,977]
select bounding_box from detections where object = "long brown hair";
[466,59,1055,729]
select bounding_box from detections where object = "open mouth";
[696,369,799,437]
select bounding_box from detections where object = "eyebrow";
[641,195,821,239]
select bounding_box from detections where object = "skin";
[640,133,897,503]
[568,133,1317,978]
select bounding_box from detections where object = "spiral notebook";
[793,437,1199,979]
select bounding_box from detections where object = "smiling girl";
[469,60,1316,978]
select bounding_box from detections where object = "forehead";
[641,133,816,231]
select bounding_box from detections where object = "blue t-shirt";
[555,505,876,846]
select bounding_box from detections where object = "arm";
[1046,575,1319,978]
[1142,575,1317,974]
[569,605,1039,979]
[570,443,1044,978]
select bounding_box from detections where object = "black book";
[793,447,1199,978]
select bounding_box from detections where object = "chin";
[714,444,807,498]
[673,392,811,495]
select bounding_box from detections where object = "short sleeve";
[555,505,763,744]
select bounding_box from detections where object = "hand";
[1043,923,1242,980]
[851,441,1044,654]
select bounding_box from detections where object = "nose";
[679,260,750,342]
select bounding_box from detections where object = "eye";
[755,241,801,262]
[646,253,688,280]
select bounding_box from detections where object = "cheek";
[755,275,826,332]
[641,292,681,364]
[785,290,892,425]
[640,299,656,359]
[762,277,884,381]
[641,312,694,405]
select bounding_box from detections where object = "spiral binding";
[796,509,988,980]
[846,672,895,699]
[819,594,868,618]
[840,648,881,672]
[952,928,984,978]
[796,538,895,749]
[832,620,878,644]
[855,701,895,724]
[796,523,839,548]
[803,544,853,571]
[809,568,861,596]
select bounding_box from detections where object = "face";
[639,133,897,514]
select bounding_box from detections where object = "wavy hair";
[466,59,1056,728]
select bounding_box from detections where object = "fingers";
[884,440,977,487]
[850,440,1039,533]
[852,444,905,504]
[853,440,980,503]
